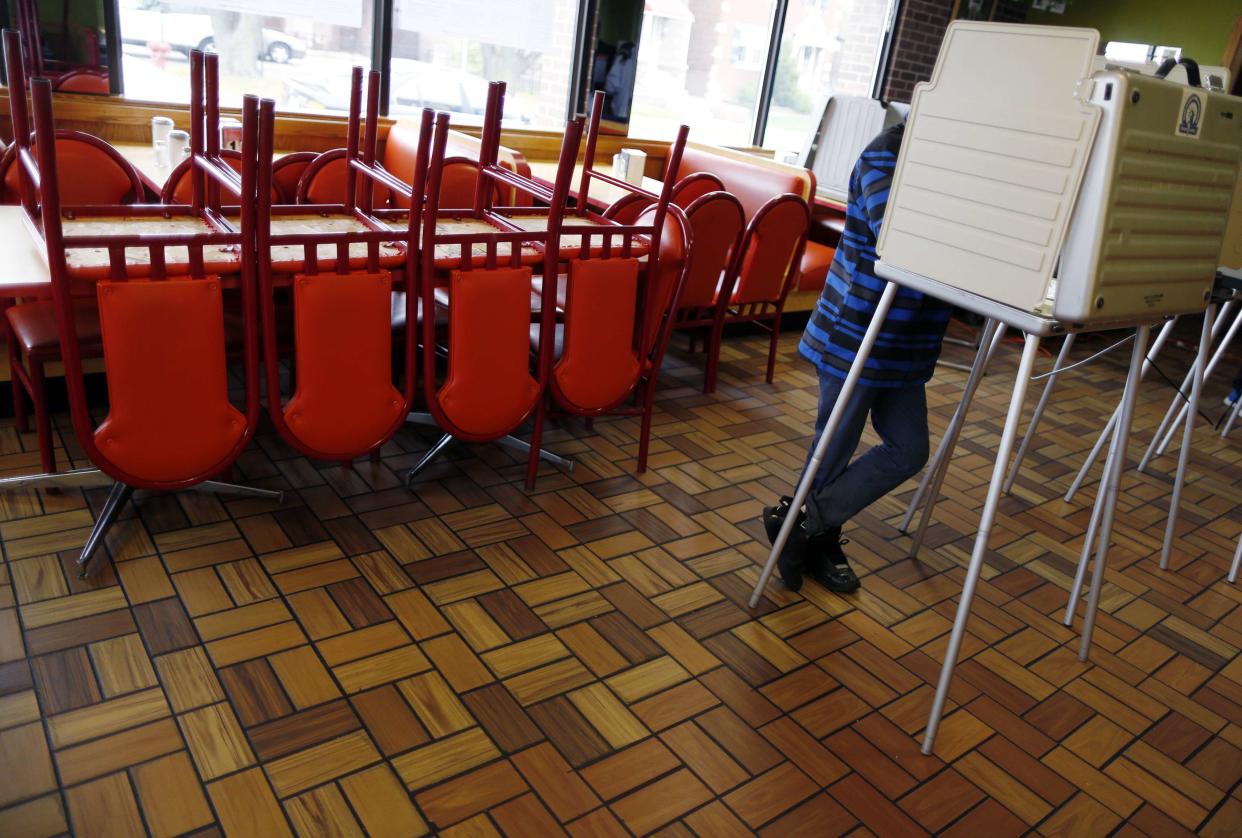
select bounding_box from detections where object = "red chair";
[666,191,746,390]
[521,91,690,484]
[271,151,317,204]
[295,148,390,206]
[0,33,280,576]
[2,132,145,472]
[0,131,144,204]
[670,172,724,209]
[259,68,421,464]
[707,193,810,391]
[603,191,652,225]
[438,156,503,210]
[529,203,691,479]
[53,70,110,94]
[401,83,584,485]
[162,149,284,204]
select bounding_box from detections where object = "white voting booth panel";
[800,96,906,203]
[1055,75,1242,323]
[1222,169,1242,274]
[876,23,1101,314]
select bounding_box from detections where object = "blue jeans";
[803,368,930,535]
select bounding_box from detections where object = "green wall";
[1026,0,1237,64]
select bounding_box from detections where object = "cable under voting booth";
[749,21,1242,755]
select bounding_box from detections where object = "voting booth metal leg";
[1229,535,1242,584]
[1064,318,1177,503]
[921,332,1041,755]
[1063,433,1119,626]
[1078,324,1151,660]
[1004,333,1076,494]
[899,319,1002,537]
[1159,306,1215,570]
[748,282,899,610]
[1139,301,1238,470]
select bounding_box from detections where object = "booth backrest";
[670,142,814,222]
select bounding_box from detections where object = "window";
[117,0,372,113]
[1103,41,1181,64]
[628,0,777,146]
[390,0,579,129]
[761,0,895,155]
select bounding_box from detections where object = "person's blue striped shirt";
[798,123,952,388]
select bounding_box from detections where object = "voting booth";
[754,21,1242,756]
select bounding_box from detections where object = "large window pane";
[628,0,777,146]
[391,0,579,129]
[117,1,371,112]
[762,0,894,156]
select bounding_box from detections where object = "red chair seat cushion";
[5,299,103,362]
[93,278,245,484]
[798,241,836,292]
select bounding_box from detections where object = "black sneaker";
[806,526,860,593]
[762,496,807,591]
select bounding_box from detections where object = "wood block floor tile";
[1,327,1241,834]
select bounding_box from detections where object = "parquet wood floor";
[2,321,1242,837]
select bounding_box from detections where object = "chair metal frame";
[0,31,280,577]
[705,193,811,392]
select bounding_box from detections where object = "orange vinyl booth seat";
[667,142,833,307]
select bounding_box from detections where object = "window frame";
[90,0,902,144]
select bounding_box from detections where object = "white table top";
[0,206,51,295]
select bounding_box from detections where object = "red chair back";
[417,84,582,442]
[602,192,653,225]
[163,149,283,204]
[670,172,724,209]
[726,193,810,306]
[296,148,390,206]
[1,131,143,205]
[679,191,744,309]
[271,151,317,204]
[53,70,110,94]
[258,67,422,462]
[439,157,502,210]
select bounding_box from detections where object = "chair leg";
[8,332,27,434]
[688,331,697,353]
[77,481,135,578]
[406,434,453,486]
[705,320,725,394]
[766,314,781,384]
[525,401,547,490]
[30,359,55,473]
[637,386,655,473]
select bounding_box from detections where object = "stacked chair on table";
[370,81,586,488]
[1,129,145,472]
[525,91,692,483]
[248,66,423,465]
[0,31,282,577]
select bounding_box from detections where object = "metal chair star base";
[0,468,282,578]
[403,412,573,486]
